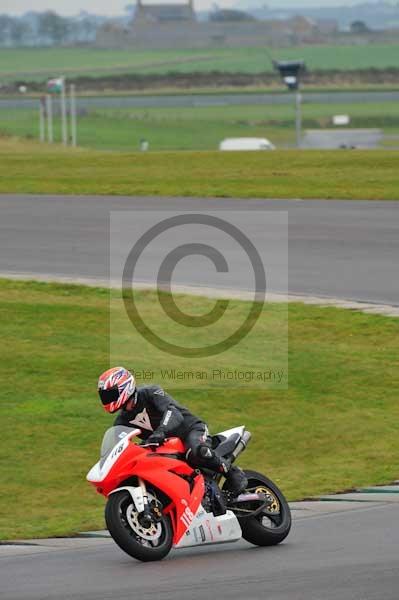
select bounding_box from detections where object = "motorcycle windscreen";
[100,426,135,467]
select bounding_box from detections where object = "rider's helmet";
[98,366,136,413]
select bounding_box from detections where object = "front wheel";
[105,490,173,561]
[239,470,291,547]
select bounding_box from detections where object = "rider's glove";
[145,428,166,447]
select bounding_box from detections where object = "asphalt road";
[1,503,398,600]
[2,90,399,111]
[0,195,398,305]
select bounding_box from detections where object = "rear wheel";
[239,470,291,546]
[105,490,173,561]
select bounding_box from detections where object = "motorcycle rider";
[97,366,248,494]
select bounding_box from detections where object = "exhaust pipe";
[231,430,252,460]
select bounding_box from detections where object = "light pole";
[273,60,306,148]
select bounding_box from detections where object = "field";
[0,279,398,539]
[0,138,398,200]
[1,100,399,151]
[1,45,399,82]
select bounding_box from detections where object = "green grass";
[0,138,398,200]
[1,100,399,152]
[0,279,398,539]
[1,45,399,82]
[0,106,294,150]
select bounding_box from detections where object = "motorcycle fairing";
[87,433,205,545]
[128,458,205,545]
[174,505,242,549]
[87,428,141,484]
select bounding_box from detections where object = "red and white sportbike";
[87,425,291,561]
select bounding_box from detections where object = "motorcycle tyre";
[105,490,173,562]
[239,469,291,547]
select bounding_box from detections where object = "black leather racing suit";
[114,385,234,477]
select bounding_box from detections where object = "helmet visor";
[99,385,119,406]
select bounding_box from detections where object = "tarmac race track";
[1,503,398,600]
[0,195,398,305]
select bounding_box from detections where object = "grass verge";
[0,279,398,539]
[0,139,398,200]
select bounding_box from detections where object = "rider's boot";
[197,446,248,495]
[222,462,248,495]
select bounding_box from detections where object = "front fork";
[138,478,149,511]
[137,478,154,527]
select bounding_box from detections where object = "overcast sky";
[0,0,380,16]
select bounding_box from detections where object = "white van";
[219,137,275,151]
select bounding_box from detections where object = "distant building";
[134,0,196,24]
[316,19,339,36]
[96,4,339,49]
[263,16,318,38]
[288,15,317,35]
[209,9,256,23]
